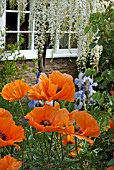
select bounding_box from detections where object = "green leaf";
[89,42,96,49]
[97,36,104,45]
[92,24,98,33]
[84,25,91,34]
[98,97,104,105]
[92,91,101,100]
[85,68,92,76]
[108,158,114,166]
[90,13,100,22]
[95,77,103,82]
[101,79,109,89]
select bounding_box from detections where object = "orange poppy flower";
[0,154,22,170]
[0,108,12,118]
[68,146,82,158]
[107,166,114,170]
[69,110,100,145]
[62,135,75,146]
[68,142,82,158]
[28,71,75,102]
[68,148,77,158]
[0,80,30,102]
[104,118,114,131]
[0,117,25,149]
[25,103,72,133]
[109,119,114,129]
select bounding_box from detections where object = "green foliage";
[0,60,18,86]
[0,34,27,88]
[85,1,114,69]
[85,68,114,109]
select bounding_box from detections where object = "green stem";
[38,135,45,164]
[21,141,25,170]
[43,133,50,163]
[60,134,64,161]
[19,99,24,116]
[75,137,84,170]
[48,132,54,162]
[18,99,25,169]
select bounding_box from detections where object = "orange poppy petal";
[50,108,69,126]
[0,80,30,102]
[0,108,12,118]
[49,71,75,102]
[109,119,114,128]
[69,110,100,138]
[28,71,75,102]
[74,135,94,146]
[62,135,75,145]
[0,117,25,149]
[0,154,22,170]
[25,103,71,134]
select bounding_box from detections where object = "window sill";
[1,48,78,60]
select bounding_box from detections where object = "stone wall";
[0,58,77,86]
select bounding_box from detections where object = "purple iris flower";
[74,71,98,110]
[36,71,41,83]
[74,97,84,110]
[74,72,98,97]
[28,100,39,108]
[75,91,86,101]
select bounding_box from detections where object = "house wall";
[0,58,77,86]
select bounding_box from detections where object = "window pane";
[71,34,77,48]
[59,33,77,49]
[6,33,17,49]
[6,12,18,31]
[59,34,68,49]
[20,33,31,50]
[20,13,29,31]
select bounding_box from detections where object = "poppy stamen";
[40,120,52,126]
[0,131,7,141]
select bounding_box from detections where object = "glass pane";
[6,12,17,31]
[20,33,31,50]
[6,33,17,49]
[71,34,77,48]
[59,33,68,49]
[20,13,29,31]
[59,33,77,49]
[26,3,30,11]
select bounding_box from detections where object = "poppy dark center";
[67,141,74,144]
[40,120,52,126]
[74,127,82,135]
[0,131,7,141]
[56,87,61,93]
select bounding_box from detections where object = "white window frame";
[0,1,78,60]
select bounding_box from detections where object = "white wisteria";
[0,0,109,67]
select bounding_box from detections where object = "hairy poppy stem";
[60,134,64,161]
[18,100,25,169]
[43,133,50,163]
[22,140,25,170]
[48,132,54,162]
[75,137,84,170]
[19,100,24,116]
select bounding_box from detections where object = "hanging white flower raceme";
[0,0,109,67]
[0,0,5,17]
